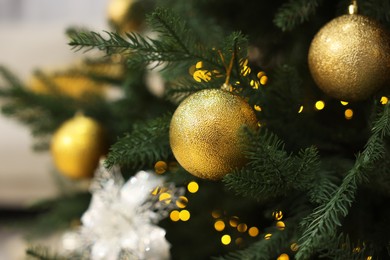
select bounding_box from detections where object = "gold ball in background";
[29,72,104,98]
[169,89,258,180]
[107,0,151,33]
[308,14,390,101]
[51,114,107,179]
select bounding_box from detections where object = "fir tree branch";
[26,245,65,260]
[68,8,251,95]
[0,67,110,150]
[360,0,390,25]
[27,192,91,237]
[306,170,339,204]
[68,8,223,71]
[104,114,172,170]
[273,0,324,31]
[296,103,390,259]
[0,65,24,88]
[319,233,372,260]
[223,128,319,200]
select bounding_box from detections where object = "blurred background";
[0,0,108,258]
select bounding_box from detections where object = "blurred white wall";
[0,0,110,208]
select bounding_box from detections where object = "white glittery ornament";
[62,160,184,260]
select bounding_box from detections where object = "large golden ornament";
[308,13,390,101]
[51,114,107,179]
[169,88,258,180]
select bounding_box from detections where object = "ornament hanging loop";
[348,0,358,14]
[219,51,235,91]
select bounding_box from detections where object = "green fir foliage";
[273,0,323,31]
[27,192,91,237]
[104,114,172,170]
[223,128,320,201]
[1,1,390,260]
[318,234,372,260]
[296,103,390,259]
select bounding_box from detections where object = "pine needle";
[296,103,390,259]
[273,0,323,31]
[104,114,172,170]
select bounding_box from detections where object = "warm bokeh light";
[214,220,225,231]
[154,160,167,174]
[298,105,304,113]
[179,210,190,221]
[264,233,272,240]
[170,210,180,222]
[211,210,222,219]
[315,100,325,110]
[340,101,349,106]
[257,71,266,79]
[237,223,248,232]
[254,105,262,111]
[176,196,188,208]
[259,75,268,85]
[196,61,203,69]
[221,234,231,245]
[276,221,285,230]
[248,227,259,237]
[151,186,161,196]
[344,109,353,120]
[277,253,290,260]
[188,64,196,75]
[229,216,239,227]
[187,181,199,193]
[159,192,171,204]
[193,70,211,82]
[273,210,283,220]
[352,246,361,253]
[290,243,299,252]
[241,65,251,76]
[380,96,389,105]
[250,79,259,89]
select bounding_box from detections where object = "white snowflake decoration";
[62,160,184,260]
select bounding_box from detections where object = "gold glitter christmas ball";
[169,88,258,180]
[51,114,107,179]
[308,14,390,101]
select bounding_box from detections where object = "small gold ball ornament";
[51,114,107,179]
[308,13,390,101]
[107,0,149,33]
[29,72,104,98]
[169,88,258,180]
